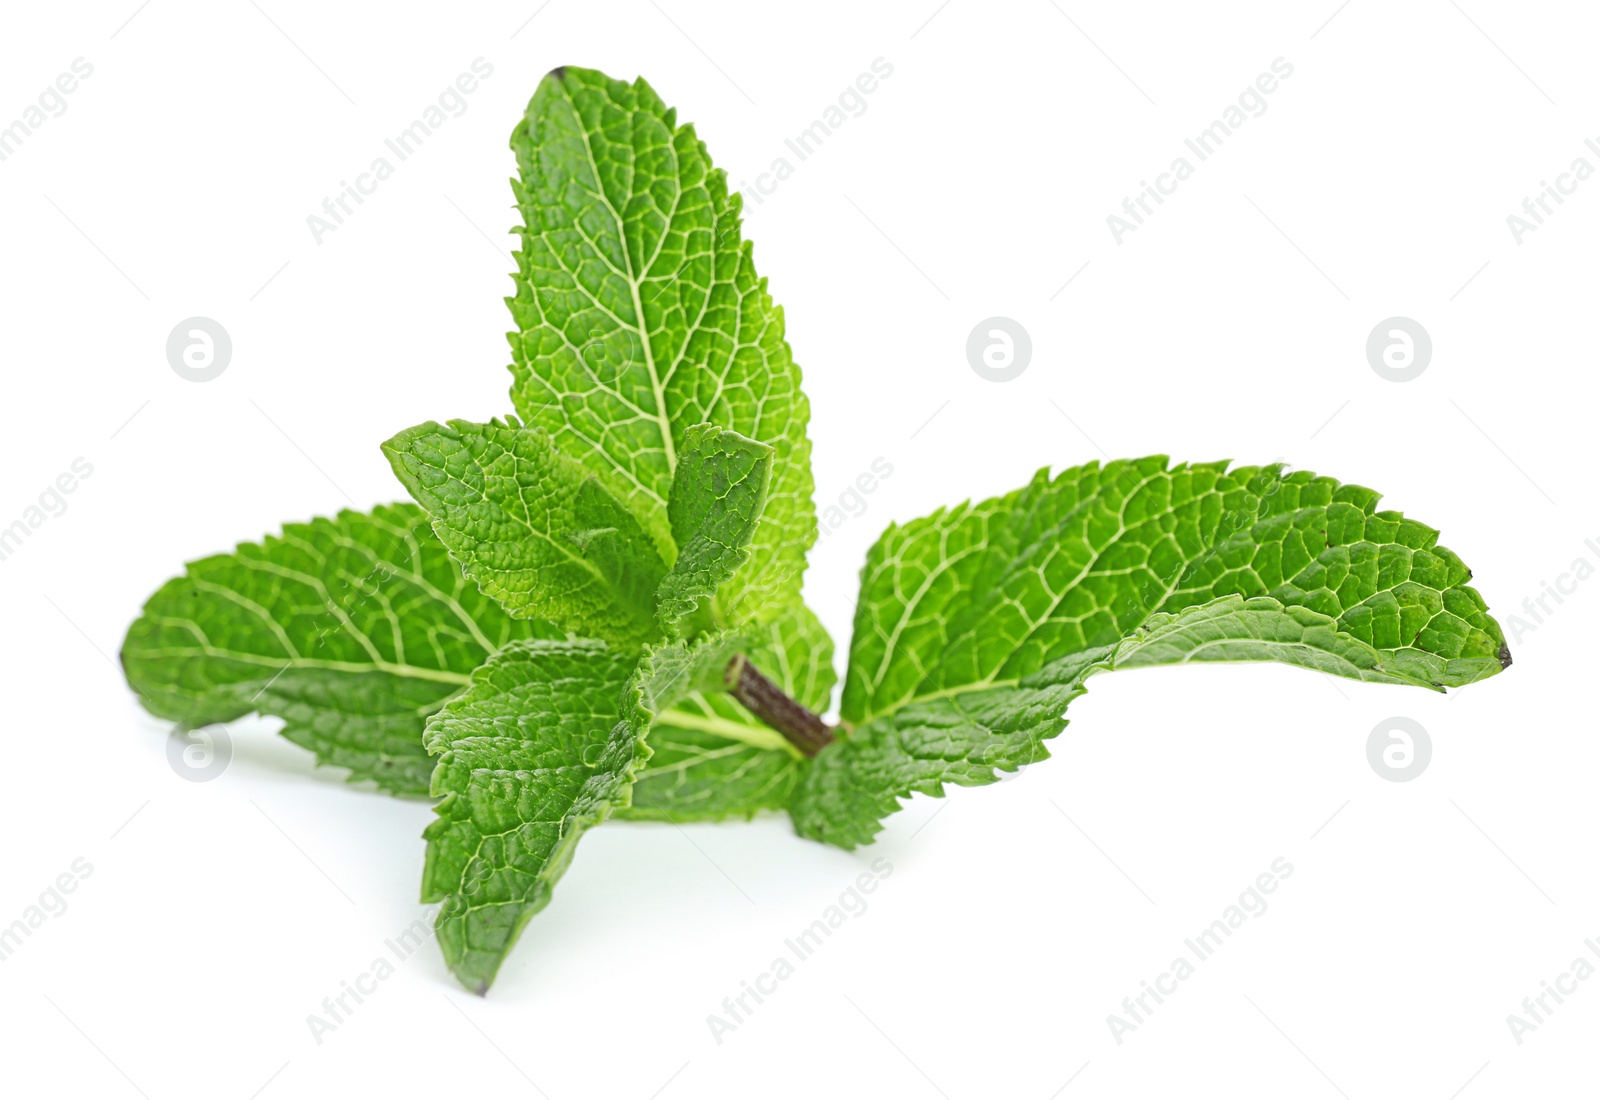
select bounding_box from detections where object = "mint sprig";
[120,65,1510,994]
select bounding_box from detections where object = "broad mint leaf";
[422,638,641,993]
[793,458,1509,848]
[120,504,558,796]
[424,623,796,992]
[383,418,666,649]
[623,603,835,822]
[506,66,815,623]
[655,423,773,634]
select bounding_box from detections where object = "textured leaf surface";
[506,65,814,622]
[422,638,640,993]
[623,604,835,822]
[655,423,772,633]
[120,504,556,796]
[384,418,666,649]
[794,458,1509,848]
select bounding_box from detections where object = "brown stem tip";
[725,655,835,757]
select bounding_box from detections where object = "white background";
[1,1,1595,1097]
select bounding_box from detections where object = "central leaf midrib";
[131,633,474,687]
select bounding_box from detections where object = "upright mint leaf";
[383,418,666,649]
[423,638,641,993]
[120,504,559,796]
[623,603,835,822]
[655,423,773,633]
[506,66,815,624]
[793,458,1509,848]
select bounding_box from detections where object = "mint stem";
[725,655,835,757]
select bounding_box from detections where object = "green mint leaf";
[506,65,815,622]
[423,638,640,993]
[655,423,773,633]
[383,418,666,649]
[793,458,1509,848]
[623,603,835,822]
[120,504,559,796]
[426,623,786,991]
